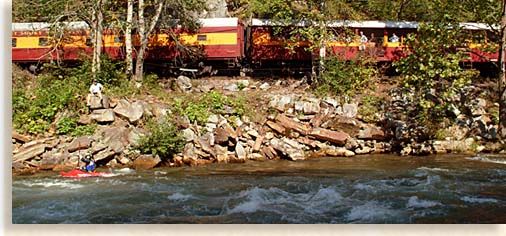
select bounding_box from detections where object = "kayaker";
[79,153,96,172]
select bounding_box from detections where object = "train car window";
[39,38,48,46]
[86,38,92,46]
[473,32,486,44]
[12,38,17,48]
[114,36,124,43]
[197,35,207,41]
[487,32,499,43]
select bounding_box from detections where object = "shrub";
[134,119,185,161]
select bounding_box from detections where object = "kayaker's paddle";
[76,141,81,170]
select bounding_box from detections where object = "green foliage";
[12,72,86,134]
[393,20,480,139]
[73,54,126,86]
[359,95,383,123]
[135,118,185,161]
[55,116,96,136]
[489,106,499,125]
[172,91,246,125]
[56,116,78,135]
[12,56,125,135]
[315,56,377,98]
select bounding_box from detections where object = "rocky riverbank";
[11,76,506,175]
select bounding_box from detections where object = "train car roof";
[250,18,497,30]
[12,18,240,31]
[12,21,89,31]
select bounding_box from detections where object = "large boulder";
[90,109,115,123]
[270,138,305,161]
[132,154,161,170]
[128,127,146,147]
[182,143,198,166]
[151,103,171,119]
[215,145,229,163]
[99,126,130,154]
[342,103,358,118]
[12,131,30,143]
[309,128,349,146]
[13,143,47,163]
[268,94,296,112]
[176,75,192,92]
[235,142,247,159]
[113,99,144,123]
[93,148,116,162]
[357,126,386,140]
[89,95,103,109]
[39,152,68,170]
[67,136,93,152]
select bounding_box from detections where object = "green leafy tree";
[394,18,479,139]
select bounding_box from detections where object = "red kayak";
[60,169,114,178]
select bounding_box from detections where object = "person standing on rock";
[86,79,103,107]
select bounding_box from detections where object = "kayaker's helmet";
[85,154,92,160]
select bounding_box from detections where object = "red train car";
[12,18,245,71]
[247,19,499,69]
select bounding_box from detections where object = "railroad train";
[12,17,499,76]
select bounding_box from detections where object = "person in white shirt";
[86,79,103,107]
[389,33,400,43]
[359,31,368,51]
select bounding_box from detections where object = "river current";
[12,154,506,224]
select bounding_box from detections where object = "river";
[12,154,506,224]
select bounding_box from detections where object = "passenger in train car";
[359,31,368,50]
[389,33,399,43]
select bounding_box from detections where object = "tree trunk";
[499,0,506,139]
[91,0,104,80]
[133,0,164,82]
[126,0,133,79]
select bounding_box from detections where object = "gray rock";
[113,99,144,123]
[67,136,92,152]
[182,128,197,142]
[208,114,219,124]
[90,109,115,123]
[118,156,131,165]
[215,145,229,163]
[324,97,339,108]
[183,143,198,165]
[259,82,270,90]
[100,126,129,154]
[93,148,116,162]
[89,95,103,109]
[303,101,320,115]
[13,144,47,163]
[270,138,305,161]
[342,103,358,118]
[176,75,192,92]
[223,83,239,91]
[235,142,247,159]
[128,128,146,146]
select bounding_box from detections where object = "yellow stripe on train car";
[14,37,49,49]
[178,33,238,45]
[13,32,239,49]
